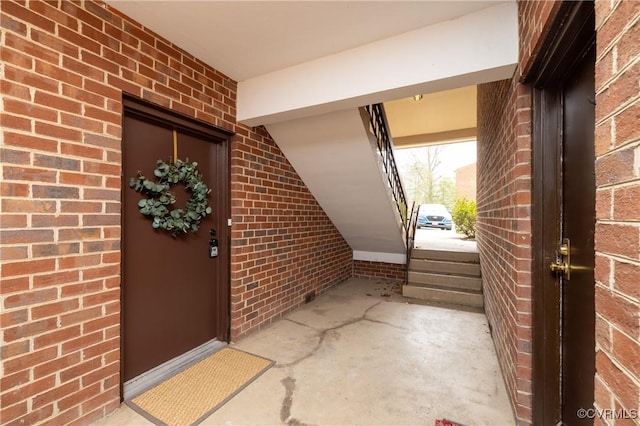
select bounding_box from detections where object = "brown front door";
[530,2,596,424]
[122,98,231,382]
[560,43,596,423]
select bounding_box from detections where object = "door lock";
[550,260,569,274]
[549,238,571,280]
[209,229,218,258]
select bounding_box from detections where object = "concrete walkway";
[95,278,514,426]
[414,228,477,253]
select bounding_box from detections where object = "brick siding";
[230,126,352,338]
[477,77,533,424]
[518,0,562,78]
[593,1,640,422]
[476,2,570,423]
[353,260,405,282]
[477,2,560,424]
[454,162,476,201]
[0,1,352,424]
[478,1,640,424]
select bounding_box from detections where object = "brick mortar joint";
[596,314,640,354]
[597,180,640,194]
[595,251,640,267]
[596,219,640,228]
[595,97,640,131]
[594,136,640,156]
[595,55,640,95]
[597,347,640,388]
[6,38,229,111]
[596,281,640,306]
[596,13,640,60]
[596,319,640,350]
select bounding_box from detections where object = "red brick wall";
[455,162,476,201]
[477,2,574,423]
[230,126,352,338]
[477,77,533,424]
[476,4,560,424]
[593,0,640,421]
[480,1,640,424]
[353,260,405,282]
[0,1,351,424]
[518,0,562,78]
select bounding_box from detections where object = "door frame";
[120,95,233,393]
[526,2,596,424]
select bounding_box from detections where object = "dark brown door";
[122,98,231,382]
[530,2,596,424]
[560,44,596,423]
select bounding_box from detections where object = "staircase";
[265,104,408,263]
[403,248,483,309]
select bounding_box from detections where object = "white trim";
[238,2,518,126]
[123,339,226,400]
[353,251,406,265]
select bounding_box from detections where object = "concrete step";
[409,258,481,277]
[408,271,482,292]
[403,285,484,308]
[411,248,479,264]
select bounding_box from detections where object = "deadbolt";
[549,238,571,280]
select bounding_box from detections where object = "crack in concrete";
[362,298,411,330]
[363,317,410,331]
[284,318,321,331]
[275,301,403,426]
[280,376,295,423]
[280,375,315,426]
[275,301,383,369]
[363,301,382,317]
[274,329,327,369]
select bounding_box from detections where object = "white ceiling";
[385,86,477,147]
[106,1,508,82]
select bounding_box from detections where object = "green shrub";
[452,198,477,238]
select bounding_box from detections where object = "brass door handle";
[550,261,569,273]
[549,238,571,280]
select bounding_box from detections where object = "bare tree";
[400,146,457,209]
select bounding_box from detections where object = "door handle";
[550,260,569,274]
[549,238,571,280]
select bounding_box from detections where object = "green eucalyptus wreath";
[129,158,212,237]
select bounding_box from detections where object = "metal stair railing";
[364,103,408,231]
[405,202,419,284]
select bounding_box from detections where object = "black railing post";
[406,202,419,284]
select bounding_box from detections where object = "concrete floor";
[94,278,514,426]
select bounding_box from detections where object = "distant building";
[455,163,477,201]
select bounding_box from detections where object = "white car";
[417,204,453,230]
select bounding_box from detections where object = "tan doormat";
[127,347,274,426]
